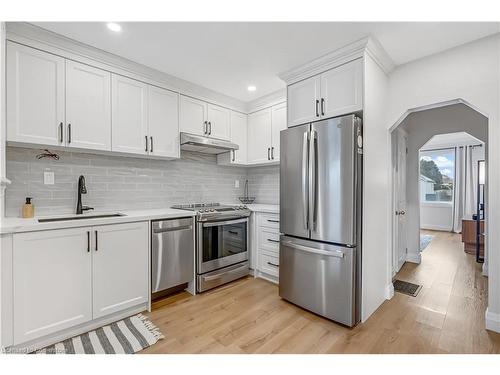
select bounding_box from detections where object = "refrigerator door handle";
[309,130,318,230]
[282,240,345,258]
[302,131,310,230]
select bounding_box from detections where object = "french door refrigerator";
[279,114,362,327]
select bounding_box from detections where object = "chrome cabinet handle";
[87,231,90,253]
[95,230,98,251]
[315,100,319,117]
[302,131,309,230]
[267,238,279,243]
[145,135,149,152]
[59,122,63,143]
[67,124,72,144]
[267,261,279,267]
[150,136,153,153]
[321,98,325,116]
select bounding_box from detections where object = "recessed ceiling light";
[107,23,122,32]
[247,85,256,92]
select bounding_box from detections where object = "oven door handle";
[202,263,249,281]
[202,218,248,227]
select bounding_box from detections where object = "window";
[419,148,455,203]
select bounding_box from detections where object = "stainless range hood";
[180,132,239,154]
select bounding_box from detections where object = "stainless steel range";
[171,203,250,292]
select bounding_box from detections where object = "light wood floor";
[142,230,500,353]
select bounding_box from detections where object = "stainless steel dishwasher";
[151,217,194,296]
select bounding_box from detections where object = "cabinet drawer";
[258,227,279,256]
[260,253,279,278]
[258,213,280,230]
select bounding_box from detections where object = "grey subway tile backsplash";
[5,147,280,217]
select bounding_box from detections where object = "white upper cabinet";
[92,222,149,319]
[271,102,287,162]
[247,108,272,164]
[287,75,320,127]
[13,228,92,344]
[207,104,230,140]
[148,86,179,158]
[230,111,247,164]
[6,42,65,146]
[179,95,207,136]
[320,58,363,119]
[66,60,111,151]
[287,58,363,127]
[111,74,149,155]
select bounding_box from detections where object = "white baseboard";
[485,308,500,333]
[385,283,394,300]
[406,252,421,264]
[420,225,452,231]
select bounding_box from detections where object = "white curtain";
[453,145,484,233]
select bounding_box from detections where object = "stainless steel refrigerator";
[279,114,362,327]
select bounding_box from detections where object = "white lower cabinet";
[252,212,280,283]
[92,222,149,319]
[11,221,148,345]
[13,228,92,344]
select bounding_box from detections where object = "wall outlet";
[44,171,55,185]
[234,180,240,188]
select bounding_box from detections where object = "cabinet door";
[320,59,363,119]
[6,42,65,146]
[207,103,230,140]
[230,111,247,164]
[13,228,92,344]
[92,222,149,319]
[148,86,180,158]
[287,75,320,128]
[111,74,149,155]
[179,95,207,136]
[247,108,272,164]
[66,60,111,151]
[271,102,287,162]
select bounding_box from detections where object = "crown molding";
[279,36,395,85]
[5,22,248,113]
[246,89,286,113]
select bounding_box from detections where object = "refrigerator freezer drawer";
[279,236,356,327]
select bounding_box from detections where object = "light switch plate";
[44,171,55,185]
[234,180,240,188]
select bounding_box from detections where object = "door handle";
[321,98,325,116]
[67,124,72,144]
[87,231,90,253]
[282,240,345,258]
[232,150,235,162]
[208,121,212,135]
[203,121,207,134]
[153,225,192,234]
[267,238,279,243]
[95,230,98,251]
[150,136,153,153]
[145,135,149,152]
[59,122,63,143]
[267,219,279,223]
[302,131,309,230]
[309,130,318,230]
[228,230,239,235]
[271,146,274,160]
[267,147,270,160]
[267,261,279,267]
[315,100,319,117]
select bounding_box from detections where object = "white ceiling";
[32,22,500,102]
[421,132,483,150]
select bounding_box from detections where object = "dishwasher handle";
[153,225,193,234]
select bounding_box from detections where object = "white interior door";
[148,86,179,158]
[111,74,149,155]
[6,42,65,146]
[66,60,111,151]
[394,131,408,274]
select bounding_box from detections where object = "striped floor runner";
[36,314,164,354]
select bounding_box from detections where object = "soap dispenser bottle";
[22,197,34,218]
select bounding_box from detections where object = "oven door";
[198,217,249,274]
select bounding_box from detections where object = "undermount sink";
[38,213,126,223]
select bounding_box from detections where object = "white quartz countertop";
[0,208,195,234]
[246,204,279,214]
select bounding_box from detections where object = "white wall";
[387,34,500,331]
[420,203,453,231]
[0,22,6,219]
[362,53,391,321]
